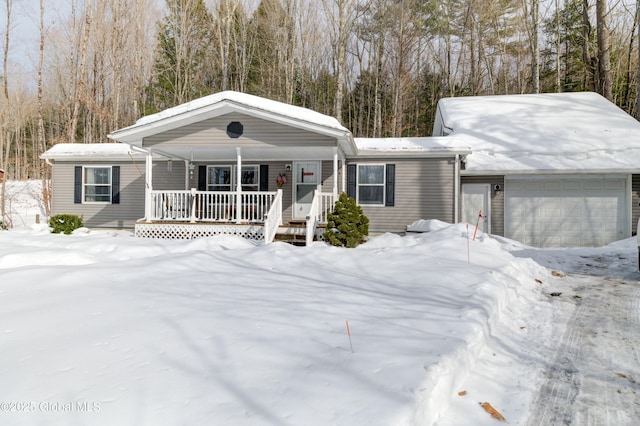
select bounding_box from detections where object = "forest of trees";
[0,0,639,183]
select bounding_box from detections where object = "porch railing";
[151,190,194,221]
[149,189,278,223]
[264,189,283,244]
[306,191,335,245]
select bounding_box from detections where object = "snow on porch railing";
[150,190,277,223]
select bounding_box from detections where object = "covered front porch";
[132,142,346,244]
[136,185,336,244]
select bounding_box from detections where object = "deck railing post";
[190,188,197,223]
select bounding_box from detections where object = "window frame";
[356,164,386,205]
[83,166,113,204]
[206,164,260,192]
[207,165,233,191]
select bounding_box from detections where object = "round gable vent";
[227,121,243,138]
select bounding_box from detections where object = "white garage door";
[505,176,628,247]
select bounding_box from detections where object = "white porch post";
[236,147,242,223]
[332,147,338,198]
[184,160,190,189]
[341,157,346,194]
[145,149,154,221]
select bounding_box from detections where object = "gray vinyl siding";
[632,174,640,236]
[153,161,186,190]
[321,160,341,195]
[143,112,335,148]
[50,161,147,228]
[348,158,456,233]
[461,175,505,237]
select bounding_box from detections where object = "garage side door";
[504,176,628,247]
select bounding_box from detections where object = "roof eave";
[351,149,471,159]
[108,99,357,153]
[461,168,638,176]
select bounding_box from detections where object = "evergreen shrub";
[323,193,369,248]
[50,214,84,235]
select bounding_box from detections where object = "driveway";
[516,243,640,425]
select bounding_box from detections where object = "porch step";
[287,220,307,228]
[273,232,307,246]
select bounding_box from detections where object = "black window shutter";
[111,166,120,204]
[385,164,395,207]
[347,164,356,198]
[74,166,82,204]
[198,165,207,190]
[260,165,269,191]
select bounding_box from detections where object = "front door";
[293,161,320,219]
[461,184,491,233]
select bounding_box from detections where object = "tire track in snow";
[527,265,640,426]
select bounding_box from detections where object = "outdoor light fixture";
[189,162,195,178]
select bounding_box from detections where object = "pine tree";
[146,0,214,113]
[323,193,369,248]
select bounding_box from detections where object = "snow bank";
[0,219,553,426]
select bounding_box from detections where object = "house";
[431,91,640,247]
[41,90,640,247]
[42,91,468,244]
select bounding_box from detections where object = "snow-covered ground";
[0,181,638,425]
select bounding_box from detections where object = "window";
[84,166,112,203]
[208,166,232,191]
[239,165,259,191]
[206,165,259,191]
[357,164,385,204]
[347,163,395,207]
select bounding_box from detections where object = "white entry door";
[461,184,491,233]
[293,161,321,219]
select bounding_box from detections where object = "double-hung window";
[347,163,395,207]
[239,165,259,191]
[206,165,259,191]
[84,166,112,203]
[357,164,385,205]
[207,166,232,191]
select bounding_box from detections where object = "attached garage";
[504,175,629,247]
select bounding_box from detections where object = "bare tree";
[0,0,10,223]
[531,0,540,93]
[322,0,361,121]
[37,0,50,214]
[596,0,612,99]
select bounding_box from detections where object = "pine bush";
[50,214,84,235]
[323,193,369,248]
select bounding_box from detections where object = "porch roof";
[108,91,357,157]
[40,143,147,161]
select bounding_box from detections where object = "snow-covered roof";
[354,136,471,157]
[41,143,145,160]
[108,91,355,155]
[435,91,640,173]
[135,91,347,131]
